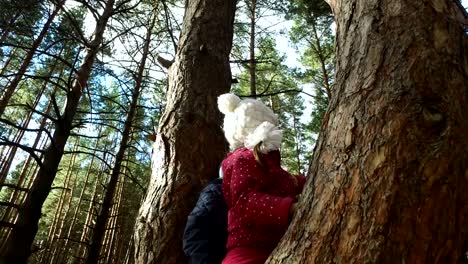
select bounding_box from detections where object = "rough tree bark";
[133,0,236,263]
[268,0,468,263]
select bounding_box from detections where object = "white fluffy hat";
[217,93,283,153]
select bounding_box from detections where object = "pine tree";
[289,0,334,134]
[133,0,236,262]
[0,0,117,261]
[268,1,468,262]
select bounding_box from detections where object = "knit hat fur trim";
[217,93,282,153]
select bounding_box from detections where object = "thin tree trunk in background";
[0,0,115,261]
[123,234,135,264]
[86,12,155,264]
[56,126,103,264]
[112,176,127,263]
[104,175,124,263]
[0,60,57,187]
[291,114,302,174]
[133,0,236,262]
[0,47,18,83]
[0,98,53,250]
[0,130,13,164]
[100,197,117,263]
[73,165,102,263]
[0,145,15,185]
[249,0,257,97]
[0,0,65,117]
[42,139,79,264]
[73,149,115,264]
[267,1,468,263]
[311,19,332,99]
[49,142,81,264]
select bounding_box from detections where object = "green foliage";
[0,0,44,40]
[1,0,165,261]
[0,161,24,215]
[288,0,332,20]
[289,0,335,134]
[233,34,313,174]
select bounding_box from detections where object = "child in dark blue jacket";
[183,178,228,264]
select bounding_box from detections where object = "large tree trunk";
[268,0,468,263]
[0,0,115,262]
[133,0,236,263]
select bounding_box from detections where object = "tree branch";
[240,89,313,98]
[0,221,15,228]
[0,183,29,192]
[0,201,20,209]
[0,141,44,170]
[63,150,113,169]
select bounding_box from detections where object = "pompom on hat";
[217,93,282,153]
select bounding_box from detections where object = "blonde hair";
[253,142,264,167]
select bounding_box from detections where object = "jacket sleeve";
[183,200,212,264]
[227,153,293,231]
[183,184,226,264]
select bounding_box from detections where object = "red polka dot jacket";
[221,147,306,253]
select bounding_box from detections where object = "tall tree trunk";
[113,176,128,263]
[104,175,125,264]
[86,11,155,264]
[0,98,52,242]
[42,139,79,264]
[249,0,257,97]
[74,163,103,263]
[0,80,59,241]
[49,140,81,264]
[267,1,468,263]
[311,19,332,99]
[0,0,115,262]
[56,126,103,264]
[0,67,57,245]
[0,0,65,117]
[0,47,18,83]
[291,114,302,175]
[0,60,57,187]
[133,0,236,263]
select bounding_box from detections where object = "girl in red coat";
[218,94,306,264]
